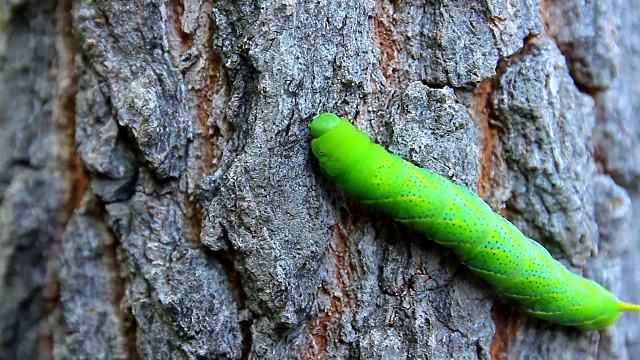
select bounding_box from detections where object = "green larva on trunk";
[309,112,640,331]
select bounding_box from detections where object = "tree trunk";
[1,0,639,359]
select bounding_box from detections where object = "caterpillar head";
[309,113,371,179]
[310,112,342,139]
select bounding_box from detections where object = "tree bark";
[1,0,639,359]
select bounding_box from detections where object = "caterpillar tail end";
[618,301,640,313]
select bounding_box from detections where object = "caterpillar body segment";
[309,112,639,331]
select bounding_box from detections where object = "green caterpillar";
[310,112,640,331]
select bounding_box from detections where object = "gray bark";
[0,0,639,359]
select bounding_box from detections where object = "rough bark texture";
[0,0,639,359]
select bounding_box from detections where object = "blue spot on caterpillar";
[310,112,640,331]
